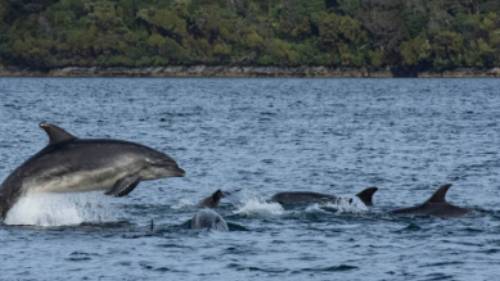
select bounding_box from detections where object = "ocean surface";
[0,78,499,281]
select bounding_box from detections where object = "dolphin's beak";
[174,166,186,177]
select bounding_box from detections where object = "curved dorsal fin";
[39,122,77,145]
[355,187,378,206]
[426,184,452,203]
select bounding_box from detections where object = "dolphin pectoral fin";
[115,180,140,197]
[426,183,452,203]
[39,122,77,145]
[105,176,141,197]
[355,187,378,206]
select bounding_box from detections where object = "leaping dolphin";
[390,184,470,218]
[270,187,378,208]
[0,123,185,219]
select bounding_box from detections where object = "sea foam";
[4,192,117,227]
[234,198,285,217]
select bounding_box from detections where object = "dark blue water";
[0,78,499,281]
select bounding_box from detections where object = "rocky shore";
[0,66,498,78]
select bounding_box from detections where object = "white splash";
[171,198,196,210]
[4,192,117,227]
[234,198,284,217]
[304,203,328,213]
[321,196,369,214]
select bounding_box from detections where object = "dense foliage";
[0,0,498,74]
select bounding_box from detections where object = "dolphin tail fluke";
[426,183,452,203]
[355,187,378,206]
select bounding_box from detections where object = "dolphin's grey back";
[3,140,157,191]
[390,184,470,218]
[190,209,229,231]
[270,187,378,207]
[391,203,469,217]
[270,192,339,206]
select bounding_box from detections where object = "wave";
[170,198,196,210]
[320,197,369,214]
[233,198,284,217]
[229,193,368,218]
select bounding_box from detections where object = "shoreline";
[0,66,498,78]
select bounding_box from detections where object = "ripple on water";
[419,261,464,268]
[227,263,289,273]
[294,264,359,273]
[420,273,455,281]
[65,251,94,262]
[139,261,172,272]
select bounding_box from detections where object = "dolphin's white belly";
[22,159,140,194]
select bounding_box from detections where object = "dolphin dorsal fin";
[355,187,378,206]
[426,184,452,203]
[39,122,77,145]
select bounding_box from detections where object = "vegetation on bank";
[0,0,498,75]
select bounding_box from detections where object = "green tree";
[400,35,431,66]
[0,0,497,72]
[430,30,464,69]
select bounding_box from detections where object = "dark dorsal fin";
[39,122,77,145]
[355,187,378,206]
[425,183,452,203]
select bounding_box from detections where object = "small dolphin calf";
[0,123,185,219]
[190,209,229,231]
[270,187,378,207]
[390,184,470,218]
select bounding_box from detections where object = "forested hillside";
[0,0,498,74]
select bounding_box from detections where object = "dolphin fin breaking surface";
[425,183,452,203]
[390,183,470,218]
[355,187,378,206]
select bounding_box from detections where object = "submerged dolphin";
[270,187,378,207]
[0,123,185,219]
[390,184,470,218]
[190,209,229,231]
